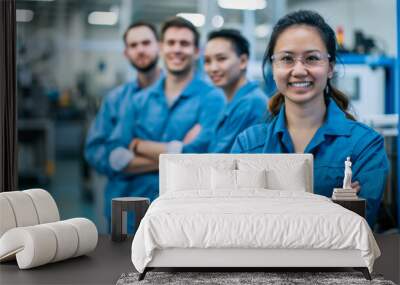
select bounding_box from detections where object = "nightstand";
[111,197,150,242]
[331,197,366,218]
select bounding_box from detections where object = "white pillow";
[267,167,307,191]
[167,160,236,192]
[238,159,308,191]
[211,169,267,191]
[211,168,236,190]
[236,169,267,189]
[167,162,210,191]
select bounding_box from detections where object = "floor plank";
[374,234,400,284]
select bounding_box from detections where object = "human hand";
[134,140,166,157]
[183,124,201,144]
[129,138,141,153]
[351,181,360,193]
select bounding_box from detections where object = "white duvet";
[131,190,380,273]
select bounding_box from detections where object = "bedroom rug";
[116,271,396,285]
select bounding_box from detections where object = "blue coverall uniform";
[208,81,268,153]
[231,98,389,227]
[106,74,225,219]
[85,80,145,227]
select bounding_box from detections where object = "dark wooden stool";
[111,197,150,242]
[332,197,366,218]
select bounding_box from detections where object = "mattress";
[131,190,380,273]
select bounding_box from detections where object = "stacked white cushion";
[0,218,97,269]
[0,196,17,237]
[0,189,98,269]
[1,191,40,227]
[42,221,79,262]
[23,188,60,223]
[63,218,98,257]
[0,225,57,268]
[0,189,60,237]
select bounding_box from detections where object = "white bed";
[131,154,380,280]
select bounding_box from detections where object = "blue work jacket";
[106,74,225,210]
[231,98,389,227]
[85,80,141,175]
[208,81,268,153]
[84,80,147,221]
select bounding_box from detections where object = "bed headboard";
[159,154,313,195]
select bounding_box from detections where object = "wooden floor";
[0,236,134,284]
[374,234,400,284]
[1,234,399,284]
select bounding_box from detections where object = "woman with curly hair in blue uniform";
[231,10,389,228]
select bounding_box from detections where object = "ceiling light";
[212,15,224,28]
[177,13,205,27]
[16,9,34,22]
[255,24,272,38]
[88,12,118,26]
[218,0,267,10]
[110,5,120,14]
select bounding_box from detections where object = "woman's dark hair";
[207,29,250,57]
[263,10,355,120]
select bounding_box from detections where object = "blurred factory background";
[16,0,398,234]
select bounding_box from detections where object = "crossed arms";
[122,124,201,174]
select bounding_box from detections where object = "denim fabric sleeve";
[182,89,225,153]
[213,98,266,153]
[84,95,118,175]
[105,102,137,175]
[352,131,389,227]
[230,133,246,153]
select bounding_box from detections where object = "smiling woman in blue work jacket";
[231,10,389,228]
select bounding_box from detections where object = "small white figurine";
[342,157,352,189]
